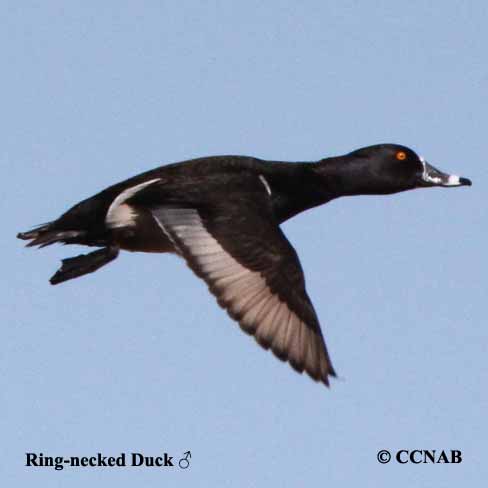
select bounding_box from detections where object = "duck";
[17,144,472,387]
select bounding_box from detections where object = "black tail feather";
[17,222,51,241]
[50,247,119,285]
[17,223,85,248]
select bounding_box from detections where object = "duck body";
[44,155,334,253]
[18,144,471,387]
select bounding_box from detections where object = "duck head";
[319,144,472,197]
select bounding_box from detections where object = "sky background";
[2,1,487,486]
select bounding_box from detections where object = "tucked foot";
[50,246,119,285]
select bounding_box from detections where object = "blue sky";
[2,1,487,486]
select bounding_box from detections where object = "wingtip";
[322,365,337,388]
[318,369,335,388]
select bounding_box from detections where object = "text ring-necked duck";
[17,144,471,387]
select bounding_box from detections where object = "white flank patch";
[258,175,272,196]
[106,178,160,228]
[107,204,137,228]
[151,207,329,380]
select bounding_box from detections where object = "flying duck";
[17,144,471,387]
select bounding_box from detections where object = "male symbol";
[178,451,191,469]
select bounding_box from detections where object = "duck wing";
[151,196,336,387]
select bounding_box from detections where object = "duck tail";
[17,222,85,248]
[17,223,119,285]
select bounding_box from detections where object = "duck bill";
[419,160,472,187]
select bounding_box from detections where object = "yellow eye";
[396,151,407,161]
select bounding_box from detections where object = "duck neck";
[262,160,339,222]
[311,156,376,198]
[264,156,381,223]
